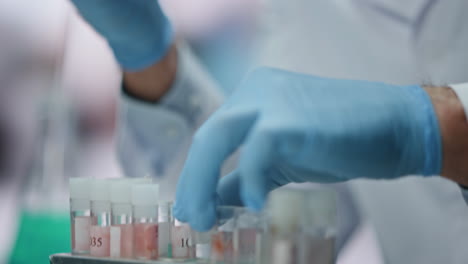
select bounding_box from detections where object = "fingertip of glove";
[241,188,265,212]
[173,202,188,223]
[189,203,216,232]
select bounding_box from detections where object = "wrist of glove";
[71,0,173,71]
[174,67,442,231]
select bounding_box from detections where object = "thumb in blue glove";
[173,67,442,231]
[71,0,173,71]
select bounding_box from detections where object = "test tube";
[109,180,133,258]
[69,177,91,255]
[194,231,212,260]
[265,190,303,264]
[132,183,159,260]
[90,179,112,257]
[264,189,337,264]
[171,206,195,259]
[297,190,336,264]
[158,201,172,258]
[211,206,237,263]
[237,210,264,264]
[211,206,263,264]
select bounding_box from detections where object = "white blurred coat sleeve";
[451,83,468,117]
[116,42,223,179]
[450,83,468,204]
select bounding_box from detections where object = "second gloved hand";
[174,67,442,231]
[71,0,172,71]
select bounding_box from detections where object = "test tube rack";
[49,253,202,264]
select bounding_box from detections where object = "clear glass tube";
[110,203,133,258]
[297,190,336,264]
[109,177,151,258]
[268,225,336,264]
[90,200,111,257]
[211,206,263,264]
[194,230,212,260]
[70,198,91,255]
[158,201,172,258]
[263,189,337,264]
[133,205,158,260]
[267,234,297,264]
[297,232,335,264]
[171,206,195,259]
[211,206,237,263]
[237,210,263,264]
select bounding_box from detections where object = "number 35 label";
[90,236,103,247]
[90,226,110,257]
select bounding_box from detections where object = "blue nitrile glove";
[71,0,173,71]
[173,67,442,231]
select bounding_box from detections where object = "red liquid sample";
[211,231,235,262]
[134,223,158,259]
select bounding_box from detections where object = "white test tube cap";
[267,189,305,234]
[110,181,131,203]
[90,178,110,201]
[196,244,211,259]
[132,183,159,206]
[110,178,151,203]
[69,177,91,200]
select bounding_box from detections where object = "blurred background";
[0,0,259,263]
[6,0,467,263]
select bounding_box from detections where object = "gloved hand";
[71,0,173,71]
[174,67,442,231]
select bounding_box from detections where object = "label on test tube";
[73,216,91,252]
[110,226,121,258]
[171,224,195,258]
[90,226,111,257]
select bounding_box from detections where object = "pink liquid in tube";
[134,223,158,259]
[110,224,134,258]
[211,231,235,262]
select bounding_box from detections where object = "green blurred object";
[9,210,70,264]
[167,243,172,258]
